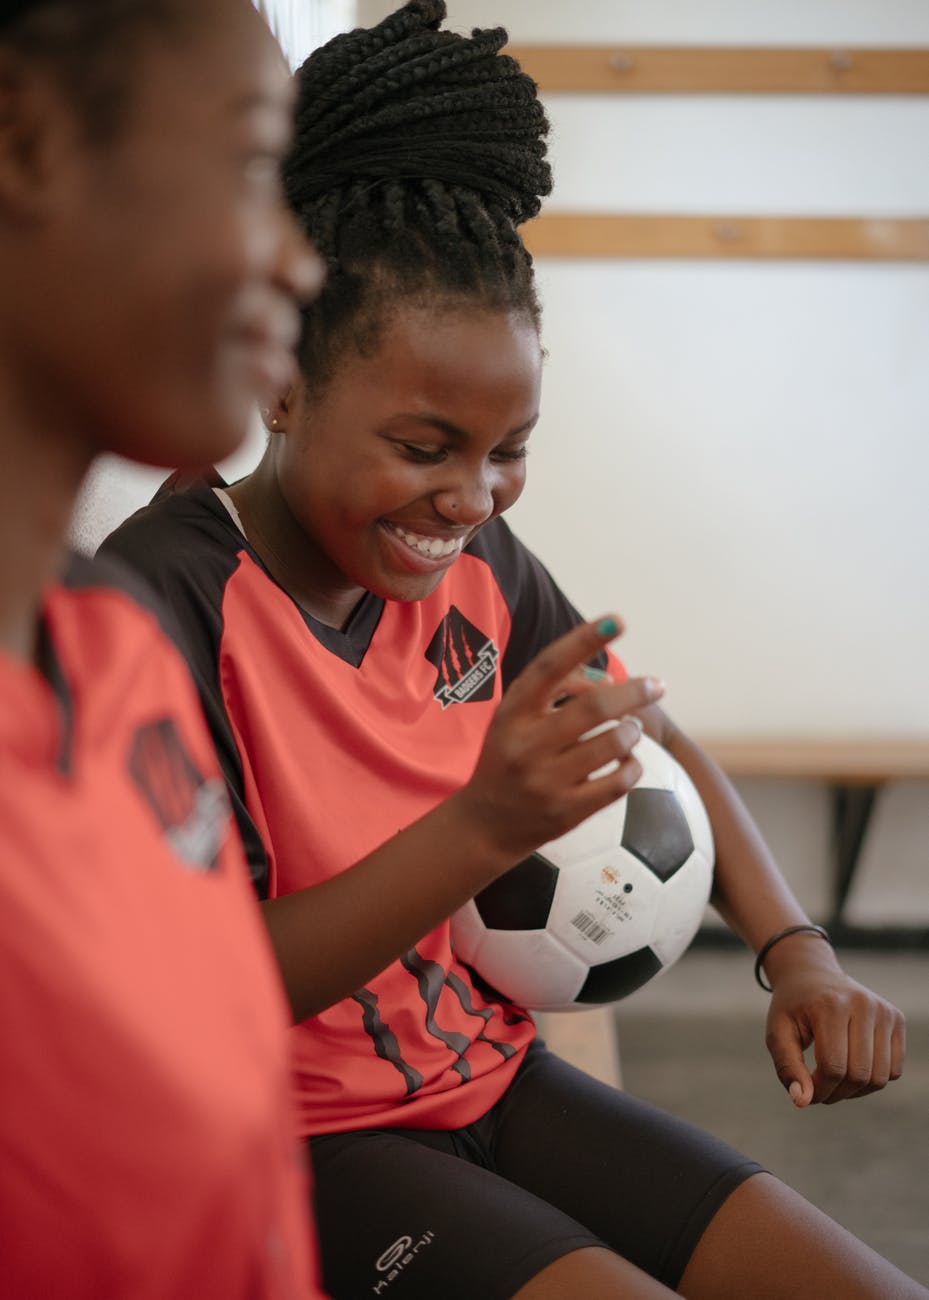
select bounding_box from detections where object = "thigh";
[490,1041,764,1289]
[309,1127,603,1300]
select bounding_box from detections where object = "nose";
[433,465,497,526]
[274,204,325,305]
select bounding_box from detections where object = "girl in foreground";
[103,4,925,1297]
[0,1,327,1295]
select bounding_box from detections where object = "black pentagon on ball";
[576,946,664,1004]
[621,788,694,882]
[474,852,558,930]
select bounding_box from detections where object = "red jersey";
[0,555,326,1299]
[102,479,626,1137]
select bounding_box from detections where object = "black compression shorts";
[309,1039,763,1299]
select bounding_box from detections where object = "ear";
[0,50,76,222]
[260,382,301,435]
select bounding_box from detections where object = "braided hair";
[284,0,552,391]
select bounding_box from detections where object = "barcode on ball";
[570,910,610,945]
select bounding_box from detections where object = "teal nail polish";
[582,665,610,683]
[596,617,619,638]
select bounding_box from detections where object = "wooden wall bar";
[507,46,929,96]
[696,738,929,784]
[522,214,929,262]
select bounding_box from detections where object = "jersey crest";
[129,718,228,871]
[424,606,498,709]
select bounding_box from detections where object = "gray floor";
[612,949,929,1286]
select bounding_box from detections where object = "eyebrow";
[384,413,539,441]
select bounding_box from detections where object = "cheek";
[495,462,528,513]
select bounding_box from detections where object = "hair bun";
[285,0,551,226]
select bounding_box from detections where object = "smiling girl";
[0,1,327,1295]
[101,4,925,1298]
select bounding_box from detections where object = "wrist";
[754,923,838,992]
[433,789,524,890]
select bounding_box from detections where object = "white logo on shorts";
[371,1231,436,1294]
[376,1237,412,1272]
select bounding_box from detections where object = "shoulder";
[98,473,246,642]
[466,518,596,686]
[59,548,177,642]
[100,472,242,585]
[63,547,168,622]
[464,516,555,608]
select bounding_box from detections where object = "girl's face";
[5,0,321,468]
[275,304,543,608]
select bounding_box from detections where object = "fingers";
[544,680,663,756]
[466,615,667,856]
[767,1018,815,1108]
[817,998,907,1105]
[508,614,627,711]
[768,993,907,1107]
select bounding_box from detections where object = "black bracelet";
[754,924,832,993]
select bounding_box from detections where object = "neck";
[229,452,367,631]
[0,381,92,662]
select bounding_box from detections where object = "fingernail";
[596,616,619,639]
[582,665,610,683]
[646,676,665,699]
[788,1081,803,1105]
[617,717,642,748]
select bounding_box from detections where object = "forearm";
[656,714,842,977]
[260,791,517,1023]
[645,712,904,1107]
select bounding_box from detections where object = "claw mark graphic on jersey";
[128,718,228,871]
[425,606,498,708]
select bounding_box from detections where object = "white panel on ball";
[468,922,590,1009]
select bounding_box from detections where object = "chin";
[366,570,447,605]
[117,400,249,471]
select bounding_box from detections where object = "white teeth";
[389,524,461,559]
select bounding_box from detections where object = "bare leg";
[679,1172,929,1300]
[512,1246,677,1299]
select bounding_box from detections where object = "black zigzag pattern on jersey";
[442,971,519,1061]
[400,949,471,1083]
[352,988,424,1097]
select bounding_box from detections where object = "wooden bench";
[699,737,929,928]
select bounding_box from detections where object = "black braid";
[284,0,552,391]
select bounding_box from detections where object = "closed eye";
[400,443,447,464]
[491,445,529,463]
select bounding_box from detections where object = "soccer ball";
[451,734,714,1011]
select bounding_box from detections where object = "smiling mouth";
[382,521,465,561]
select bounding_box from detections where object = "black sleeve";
[466,517,609,689]
[98,485,271,897]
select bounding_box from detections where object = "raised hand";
[456,614,664,862]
